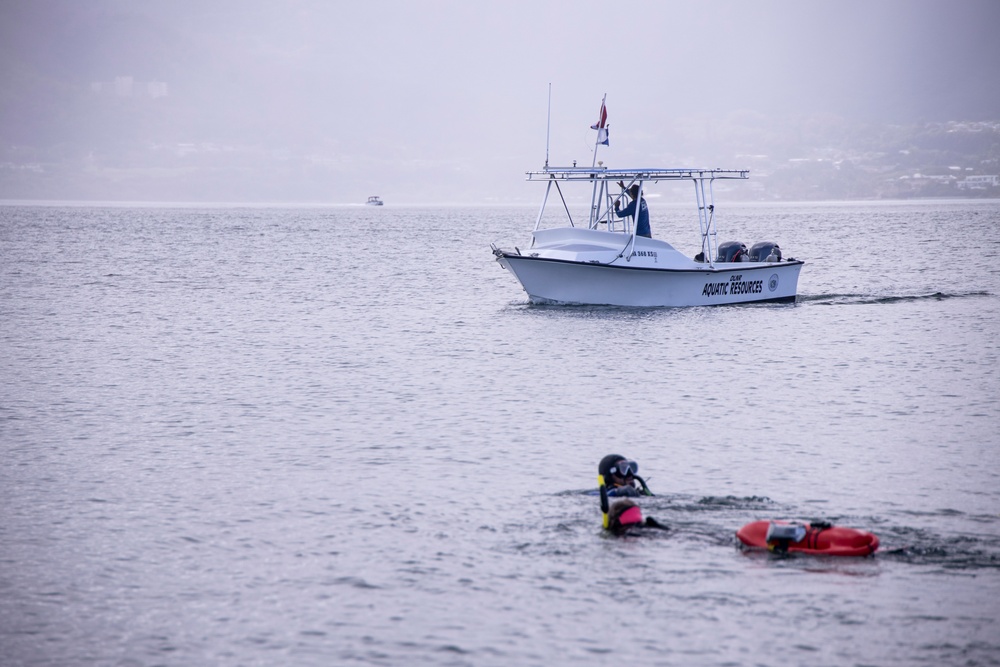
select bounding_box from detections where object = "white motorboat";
[366,195,384,206]
[492,166,804,307]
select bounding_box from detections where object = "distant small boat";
[366,195,384,206]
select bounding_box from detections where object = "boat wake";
[801,290,991,306]
[875,524,1000,570]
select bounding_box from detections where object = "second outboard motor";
[716,241,748,263]
[749,241,782,262]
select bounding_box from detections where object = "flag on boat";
[591,97,609,146]
[590,99,607,130]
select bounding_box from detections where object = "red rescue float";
[737,520,879,557]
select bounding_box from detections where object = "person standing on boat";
[614,182,651,238]
[598,454,653,497]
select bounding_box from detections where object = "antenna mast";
[545,83,551,169]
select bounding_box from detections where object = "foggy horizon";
[2,0,999,204]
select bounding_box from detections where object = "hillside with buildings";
[728,119,1000,201]
[1,79,998,203]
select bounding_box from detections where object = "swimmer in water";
[597,465,668,535]
[598,454,653,497]
[605,499,669,536]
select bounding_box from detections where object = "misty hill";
[3,96,997,203]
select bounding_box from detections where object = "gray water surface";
[2,201,999,666]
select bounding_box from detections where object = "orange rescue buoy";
[737,520,879,557]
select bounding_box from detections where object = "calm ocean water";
[2,199,999,666]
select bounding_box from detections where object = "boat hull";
[736,520,880,557]
[497,253,803,307]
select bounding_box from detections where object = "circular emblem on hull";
[768,274,779,292]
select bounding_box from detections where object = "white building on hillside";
[958,175,999,190]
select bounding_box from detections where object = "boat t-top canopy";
[525,167,750,261]
[525,167,749,182]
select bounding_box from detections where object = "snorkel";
[598,474,609,529]
[635,474,654,496]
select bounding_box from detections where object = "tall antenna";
[545,83,552,169]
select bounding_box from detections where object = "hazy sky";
[2,0,998,202]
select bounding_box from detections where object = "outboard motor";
[749,241,782,262]
[716,241,748,263]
